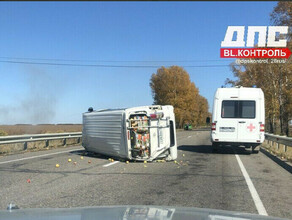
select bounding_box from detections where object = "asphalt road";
[0,130,291,219]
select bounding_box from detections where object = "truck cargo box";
[82,105,177,161]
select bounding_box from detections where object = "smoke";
[0,67,59,124]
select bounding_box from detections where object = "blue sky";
[0,1,277,124]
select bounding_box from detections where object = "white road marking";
[235,154,268,216]
[187,136,192,138]
[0,147,84,165]
[103,161,119,167]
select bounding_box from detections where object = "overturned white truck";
[82,105,177,161]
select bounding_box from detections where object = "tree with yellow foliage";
[226,1,292,135]
[150,66,209,128]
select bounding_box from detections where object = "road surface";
[0,130,291,219]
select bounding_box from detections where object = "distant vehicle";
[82,105,177,161]
[206,117,211,125]
[211,86,265,153]
[184,123,192,130]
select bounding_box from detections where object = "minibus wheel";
[212,143,219,152]
[252,146,260,154]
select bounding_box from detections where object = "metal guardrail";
[265,133,292,146]
[0,132,82,145]
[1,131,290,146]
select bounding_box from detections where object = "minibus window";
[221,101,237,118]
[221,100,255,118]
[240,101,255,118]
[170,120,175,147]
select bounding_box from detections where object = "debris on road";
[126,161,129,164]
[26,179,31,183]
[182,154,185,157]
[80,156,84,160]
[88,160,91,163]
[56,164,60,168]
[73,162,77,165]
[68,158,72,162]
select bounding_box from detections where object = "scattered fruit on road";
[73,162,77,165]
[126,161,129,164]
[144,165,147,168]
[26,179,31,183]
[182,154,185,157]
[56,164,60,168]
[68,158,72,162]
[80,156,84,160]
[88,160,91,163]
[144,161,147,164]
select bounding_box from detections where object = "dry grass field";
[0,124,82,136]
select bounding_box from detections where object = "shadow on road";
[181,128,211,132]
[70,150,113,161]
[178,144,252,155]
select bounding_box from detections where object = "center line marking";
[235,154,268,216]
[103,161,119,167]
